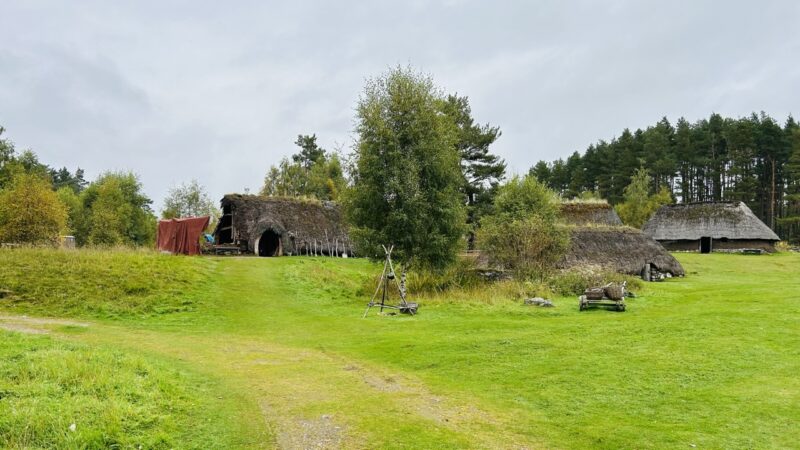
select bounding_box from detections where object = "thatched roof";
[560,202,622,226]
[558,226,685,276]
[642,202,779,241]
[216,194,351,255]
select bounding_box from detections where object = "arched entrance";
[258,230,281,257]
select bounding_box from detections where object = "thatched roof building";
[214,195,352,256]
[642,202,780,253]
[560,202,623,226]
[558,227,685,276]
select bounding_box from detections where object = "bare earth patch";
[0,315,89,334]
[276,414,344,450]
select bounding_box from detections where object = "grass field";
[1,249,799,448]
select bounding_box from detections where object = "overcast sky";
[1,1,798,210]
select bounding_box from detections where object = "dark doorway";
[700,236,712,254]
[258,230,281,257]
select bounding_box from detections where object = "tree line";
[0,127,157,246]
[4,66,798,256]
[529,113,800,241]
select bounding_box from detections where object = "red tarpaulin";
[156,216,210,255]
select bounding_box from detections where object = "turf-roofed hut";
[560,201,623,226]
[214,194,352,257]
[642,201,780,253]
[557,201,685,277]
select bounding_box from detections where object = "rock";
[524,297,554,307]
[68,423,76,432]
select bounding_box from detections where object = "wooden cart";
[578,282,627,312]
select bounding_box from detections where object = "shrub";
[0,172,67,245]
[477,216,570,280]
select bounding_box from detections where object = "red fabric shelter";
[156,216,210,255]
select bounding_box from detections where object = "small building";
[558,227,685,277]
[213,194,352,257]
[560,201,623,226]
[557,200,684,277]
[642,202,780,253]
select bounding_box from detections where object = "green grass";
[1,249,799,448]
[0,248,215,318]
[0,332,250,449]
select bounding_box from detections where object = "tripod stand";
[363,245,418,317]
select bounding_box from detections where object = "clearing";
[1,250,798,448]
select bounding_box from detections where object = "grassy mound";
[0,332,238,449]
[0,248,215,318]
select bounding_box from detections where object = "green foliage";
[778,126,800,242]
[0,247,213,318]
[51,166,87,193]
[492,175,562,223]
[478,215,570,280]
[530,112,800,240]
[291,134,326,169]
[344,66,466,269]
[576,190,603,201]
[56,187,82,235]
[161,179,219,221]
[439,95,505,246]
[616,168,674,228]
[0,172,67,244]
[261,135,347,201]
[477,176,569,279]
[78,172,156,247]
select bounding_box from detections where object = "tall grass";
[0,247,215,318]
[348,257,642,306]
[0,332,217,449]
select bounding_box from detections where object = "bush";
[478,216,570,280]
[405,257,485,293]
[476,175,569,280]
[0,172,67,245]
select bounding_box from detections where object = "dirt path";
[0,314,88,334]
[64,324,531,449]
[0,258,538,449]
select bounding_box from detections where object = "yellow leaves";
[0,172,67,245]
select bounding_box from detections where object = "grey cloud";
[1,0,799,209]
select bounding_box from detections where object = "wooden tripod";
[362,245,417,317]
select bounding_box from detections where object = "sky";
[1,0,799,210]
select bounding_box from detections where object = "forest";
[530,113,800,241]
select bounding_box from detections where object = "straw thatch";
[558,227,685,276]
[560,201,623,226]
[643,202,779,252]
[214,194,352,256]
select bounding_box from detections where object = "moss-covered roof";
[216,194,350,254]
[642,202,779,241]
[560,201,623,226]
[558,226,685,276]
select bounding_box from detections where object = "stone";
[524,297,554,307]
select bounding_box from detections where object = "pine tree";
[439,95,504,247]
